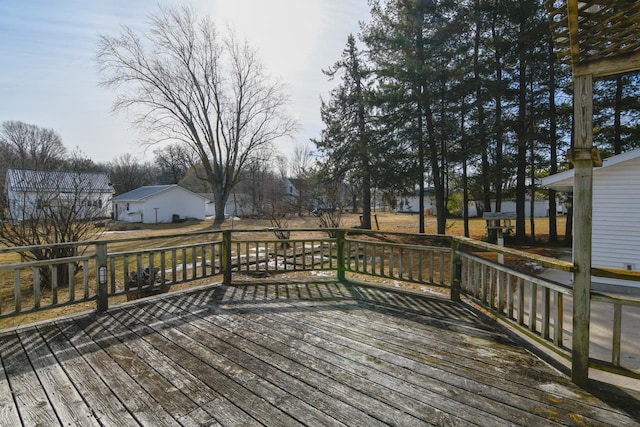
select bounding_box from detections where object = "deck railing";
[0,227,638,383]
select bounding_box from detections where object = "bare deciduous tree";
[108,153,155,194]
[0,121,67,171]
[97,6,296,227]
[154,143,199,184]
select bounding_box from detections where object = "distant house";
[541,148,640,288]
[113,185,207,224]
[488,199,549,218]
[396,190,436,214]
[5,168,114,221]
[284,178,301,198]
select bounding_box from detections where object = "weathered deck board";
[0,280,638,426]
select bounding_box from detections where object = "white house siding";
[114,201,144,222]
[591,158,640,287]
[143,187,206,223]
[396,196,435,214]
[489,200,549,217]
[114,186,207,224]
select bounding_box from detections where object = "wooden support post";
[571,73,593,388]
[96,242,108,312]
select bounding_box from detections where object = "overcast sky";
[0,0,370,164]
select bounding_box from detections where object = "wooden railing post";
[96,242,108,311]
[223,230,232,285]
[450,238,461,302]
[336,230,346,282]
[571,73,594,388]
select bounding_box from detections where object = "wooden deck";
[1,280,639,426]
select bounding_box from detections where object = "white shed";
[113,185,207,224]
[541,148,640,288]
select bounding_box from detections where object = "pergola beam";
[573,50,640,77]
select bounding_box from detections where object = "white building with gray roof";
[5,168,114,221]
[113,185,207,224]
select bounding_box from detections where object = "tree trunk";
[213,190,227,229]
[515,15,527,241]
[548,35,558,242]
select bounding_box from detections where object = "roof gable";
[541,148,640,191]
[114,185,207,202]
[6,169,114,193]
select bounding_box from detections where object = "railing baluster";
[493,267,499,308]
[149,253,155,291]
[439,252,445,286]
[109,257,116,293]
[529,281,538,333]
[172,250,177,283]
[302,241,307,271]
[554,291,563,347]
[473,260,480,297]
[201,246,207,277]
[137,254,143,287]
[429,251,434,284]
[408,250,414,281]
[51,265,58,305]
[69,263,76,301]
[292,241,298,271]
[506,273,513,318]
[613,303,622,367]
[542,287,551,340]
[14,270,21,313]
[517,277,525,325]
[124,254,130,290]
[182,248,187,281]
[370,245,376,275]
[191,247,197,279]
[160,251,166,285]
[497,270,503,312]
[83,260,89,299]
[33,268,41,309]
[481,264,487,304]
[235,242,241,272]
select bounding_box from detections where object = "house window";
[126,203,130,211]
[98,199,102,208]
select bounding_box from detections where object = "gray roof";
[6,168,114,193]
[113,185,174,201]
[114,185,207,202]
[541,148,640,192]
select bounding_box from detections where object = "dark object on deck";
[126,266,168,301]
